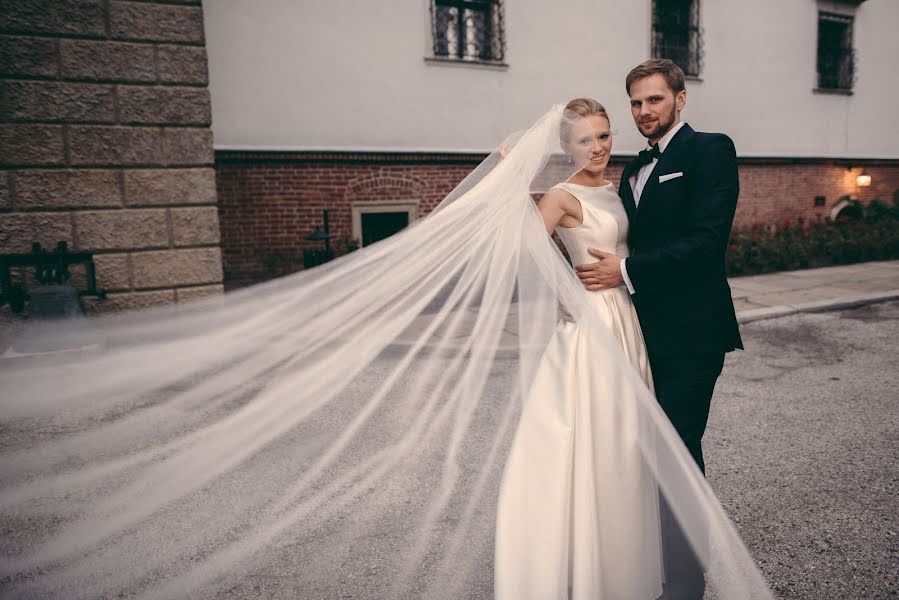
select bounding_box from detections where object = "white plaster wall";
[691,0,899,158]
[204,0,649,152]
[847,0,899,158]
[204,0,899,158]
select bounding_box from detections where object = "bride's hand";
[498,143,509,159]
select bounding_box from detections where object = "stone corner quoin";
[0,0,221,313]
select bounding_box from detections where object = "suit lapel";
[634,124,695,221]
[619,157,641,224]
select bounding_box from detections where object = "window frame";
[351,201,420,248]
[651,0,704,78]
[815,11,856,93]
[427,0,507,68]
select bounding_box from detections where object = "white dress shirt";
[620,121,686,294]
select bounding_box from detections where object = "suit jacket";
[619,124,743,358]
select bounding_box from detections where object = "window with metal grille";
[817,12,854,91]
[431,0,504,63]
[352,202,419,248]
[651,0,703,77]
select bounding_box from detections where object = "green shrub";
[726,198,899,276]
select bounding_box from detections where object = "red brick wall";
[215,153,899,286]
[734,162,899,227]
[216,159,480,286]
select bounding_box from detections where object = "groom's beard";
[638,105,677,141]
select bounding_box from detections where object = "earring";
[567,155,572,165]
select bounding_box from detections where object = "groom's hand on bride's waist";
[576,248,624,291]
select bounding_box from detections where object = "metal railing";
[652,0,703,77]
[0,242,106,313]
[432,0,504,63]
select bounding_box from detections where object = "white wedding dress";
[494,181,666,599]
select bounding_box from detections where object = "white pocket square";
[659,172,684,183]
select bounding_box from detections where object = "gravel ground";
[2,302,896,599]
[707,300,899,600]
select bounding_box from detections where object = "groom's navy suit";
[619,123,742,473]
[619,123,742,600]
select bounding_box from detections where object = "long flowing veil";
[0,105,772,599]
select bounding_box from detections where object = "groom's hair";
[625,59,686,95]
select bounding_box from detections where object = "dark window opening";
[361,212,409,247]
[651,0,703,77]
[817,12,854,91]
[432,0,504,63]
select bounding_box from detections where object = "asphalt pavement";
[402,259,899,351]
[1,260,897,598]
[708,300,899,600]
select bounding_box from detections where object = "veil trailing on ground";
[0,106,772,599]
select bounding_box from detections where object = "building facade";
[206,0,899,285]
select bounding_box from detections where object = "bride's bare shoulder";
[541,185,578,207]
[539,186,583,227]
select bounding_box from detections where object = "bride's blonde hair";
[561,98,609,142]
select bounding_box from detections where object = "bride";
[0,101,772,599]
[494,98,663,599]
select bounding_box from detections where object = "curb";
[736,290,899,324]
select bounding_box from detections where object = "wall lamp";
[847,164,872,188]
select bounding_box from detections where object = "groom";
[576,58,743,599]
[577,57,742,473]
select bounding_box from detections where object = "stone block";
[157,45,208,85]
[60,39,155,82]
[75,208,169,251]
[58,260,88,291]
[117,86,211,125]
[171,206,219,246]
[124,168,216,206]
[0,172,10,210]
[15,169,122,210]
[0,171,12,210]
[131,247,222,289]
[175,283,224,304]
[1,0,106,37]
[2,80,116,123]
[83,289,175,314]
[0,212,73,252]
[69,126,161,166]
[109,2,204,43]
[161,128,213,166]
[92,252,131,290]
[0,125,65,166]
[0,36,58,78]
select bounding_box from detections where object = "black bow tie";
[637,144,661,166]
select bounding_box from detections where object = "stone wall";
[0,0,222,312]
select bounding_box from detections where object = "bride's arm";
[537,188,581,322]
[536,189,582,234]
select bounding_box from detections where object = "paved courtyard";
[1,298,897,599]
[707,300,899,600]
